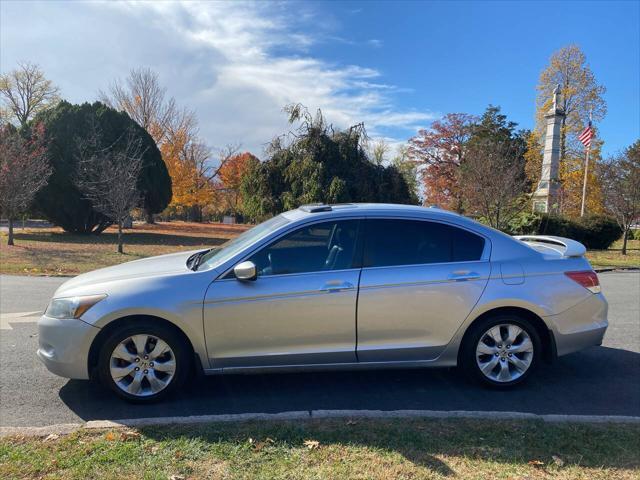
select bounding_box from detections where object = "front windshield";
[197,214,291,270]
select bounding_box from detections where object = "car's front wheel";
[461,315,541,388]
[97,321,190,403]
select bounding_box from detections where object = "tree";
[392,145,420,203]
[369,138,390,166]
[536,45,606,160]
[240,104,417,221]
[100,67,176,145]
[218,152,260,217]
[533,46,607,217]
[599,141,640,255]
[75,124,144,253]
[100,67,181,222]
[408,113,476,211]
[0,123,51,245]
[0,62,60,127]
[34,101,171,233]
[459,106,529,230]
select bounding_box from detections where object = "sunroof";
[299,204,332,213]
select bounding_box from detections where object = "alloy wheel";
[109,334,176,397]
[475,323,534,383]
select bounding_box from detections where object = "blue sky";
[1,1,638,157]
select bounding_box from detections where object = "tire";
[97,321,191,403]
[460,314,541,388]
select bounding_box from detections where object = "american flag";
[578,122,595,149]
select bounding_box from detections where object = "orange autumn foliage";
[217,152,259,214]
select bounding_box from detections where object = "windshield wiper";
[188,249,211,271]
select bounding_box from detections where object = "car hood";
[54,249,205,296]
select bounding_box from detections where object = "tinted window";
[452,227,486,262]
[363,219,484,267]
[248,220,359,276]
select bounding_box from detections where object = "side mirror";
[234,261,257,281]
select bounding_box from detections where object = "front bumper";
[36,315,101,380]
[545,293,608,357]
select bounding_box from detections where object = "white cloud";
[1,0,435,156]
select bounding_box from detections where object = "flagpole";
[580,110,593,218]
[580,145,590,217]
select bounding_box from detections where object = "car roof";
[284,203,464,221]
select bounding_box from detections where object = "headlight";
[45,294,107,319]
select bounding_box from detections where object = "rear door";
[357,218,490,362]
[204,219,361,368]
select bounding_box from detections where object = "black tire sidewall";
[461,315,541,388]
[97,321,190,403]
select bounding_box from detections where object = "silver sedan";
[37,204,608,402]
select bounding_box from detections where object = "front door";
[204,219,361,368]
[357,218,490,362]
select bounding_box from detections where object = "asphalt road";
[0,272,638,428]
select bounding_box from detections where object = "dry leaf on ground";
[304,439,320,450]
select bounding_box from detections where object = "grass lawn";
[586,239,640,269]
[0,222,248,276]
[1,419,639,479]
[1,222,637,275]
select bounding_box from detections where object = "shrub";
[577,215,622,249]
[532,214,622,250]
[33,101,171,233]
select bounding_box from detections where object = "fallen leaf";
[552,455,565,467]
[43,433,59,442]
[304,439,320,450]
[120,430,141,441]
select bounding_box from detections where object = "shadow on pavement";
[59,346,640,422]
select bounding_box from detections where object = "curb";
[594,267,640,273]
[3,410,640,437]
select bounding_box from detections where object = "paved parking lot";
[1,272,638,428]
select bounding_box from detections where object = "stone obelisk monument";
[532,85,565,213]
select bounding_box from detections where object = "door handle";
[448,270,480,281]
[320,281,355,292]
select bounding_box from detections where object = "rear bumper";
[36,315,100,380]
[545,293,608,357]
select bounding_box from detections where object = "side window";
[452,227,485,262]
[363,219,484,267]
[247,220,359,276]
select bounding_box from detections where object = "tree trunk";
[117,221,123,254]
[7,217,15,246]
[145,207,155,224]
[622,228,628,256]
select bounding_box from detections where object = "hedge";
[518,214,622,250]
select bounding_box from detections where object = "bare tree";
[460,138,529,231]
[100,67,180,223]
[0,123,51,245]
[75,124,145,253]
[599,141,640,255]
[369,138,390,166]
[0,62,60,127]
[100,67,176,145]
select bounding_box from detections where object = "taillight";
[565,270,601,294]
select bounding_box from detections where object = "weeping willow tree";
[240,104,418,221]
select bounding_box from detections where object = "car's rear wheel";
[461,314,541,388]
[97,322,190,403]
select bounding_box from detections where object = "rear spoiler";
[513,235,586,257]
